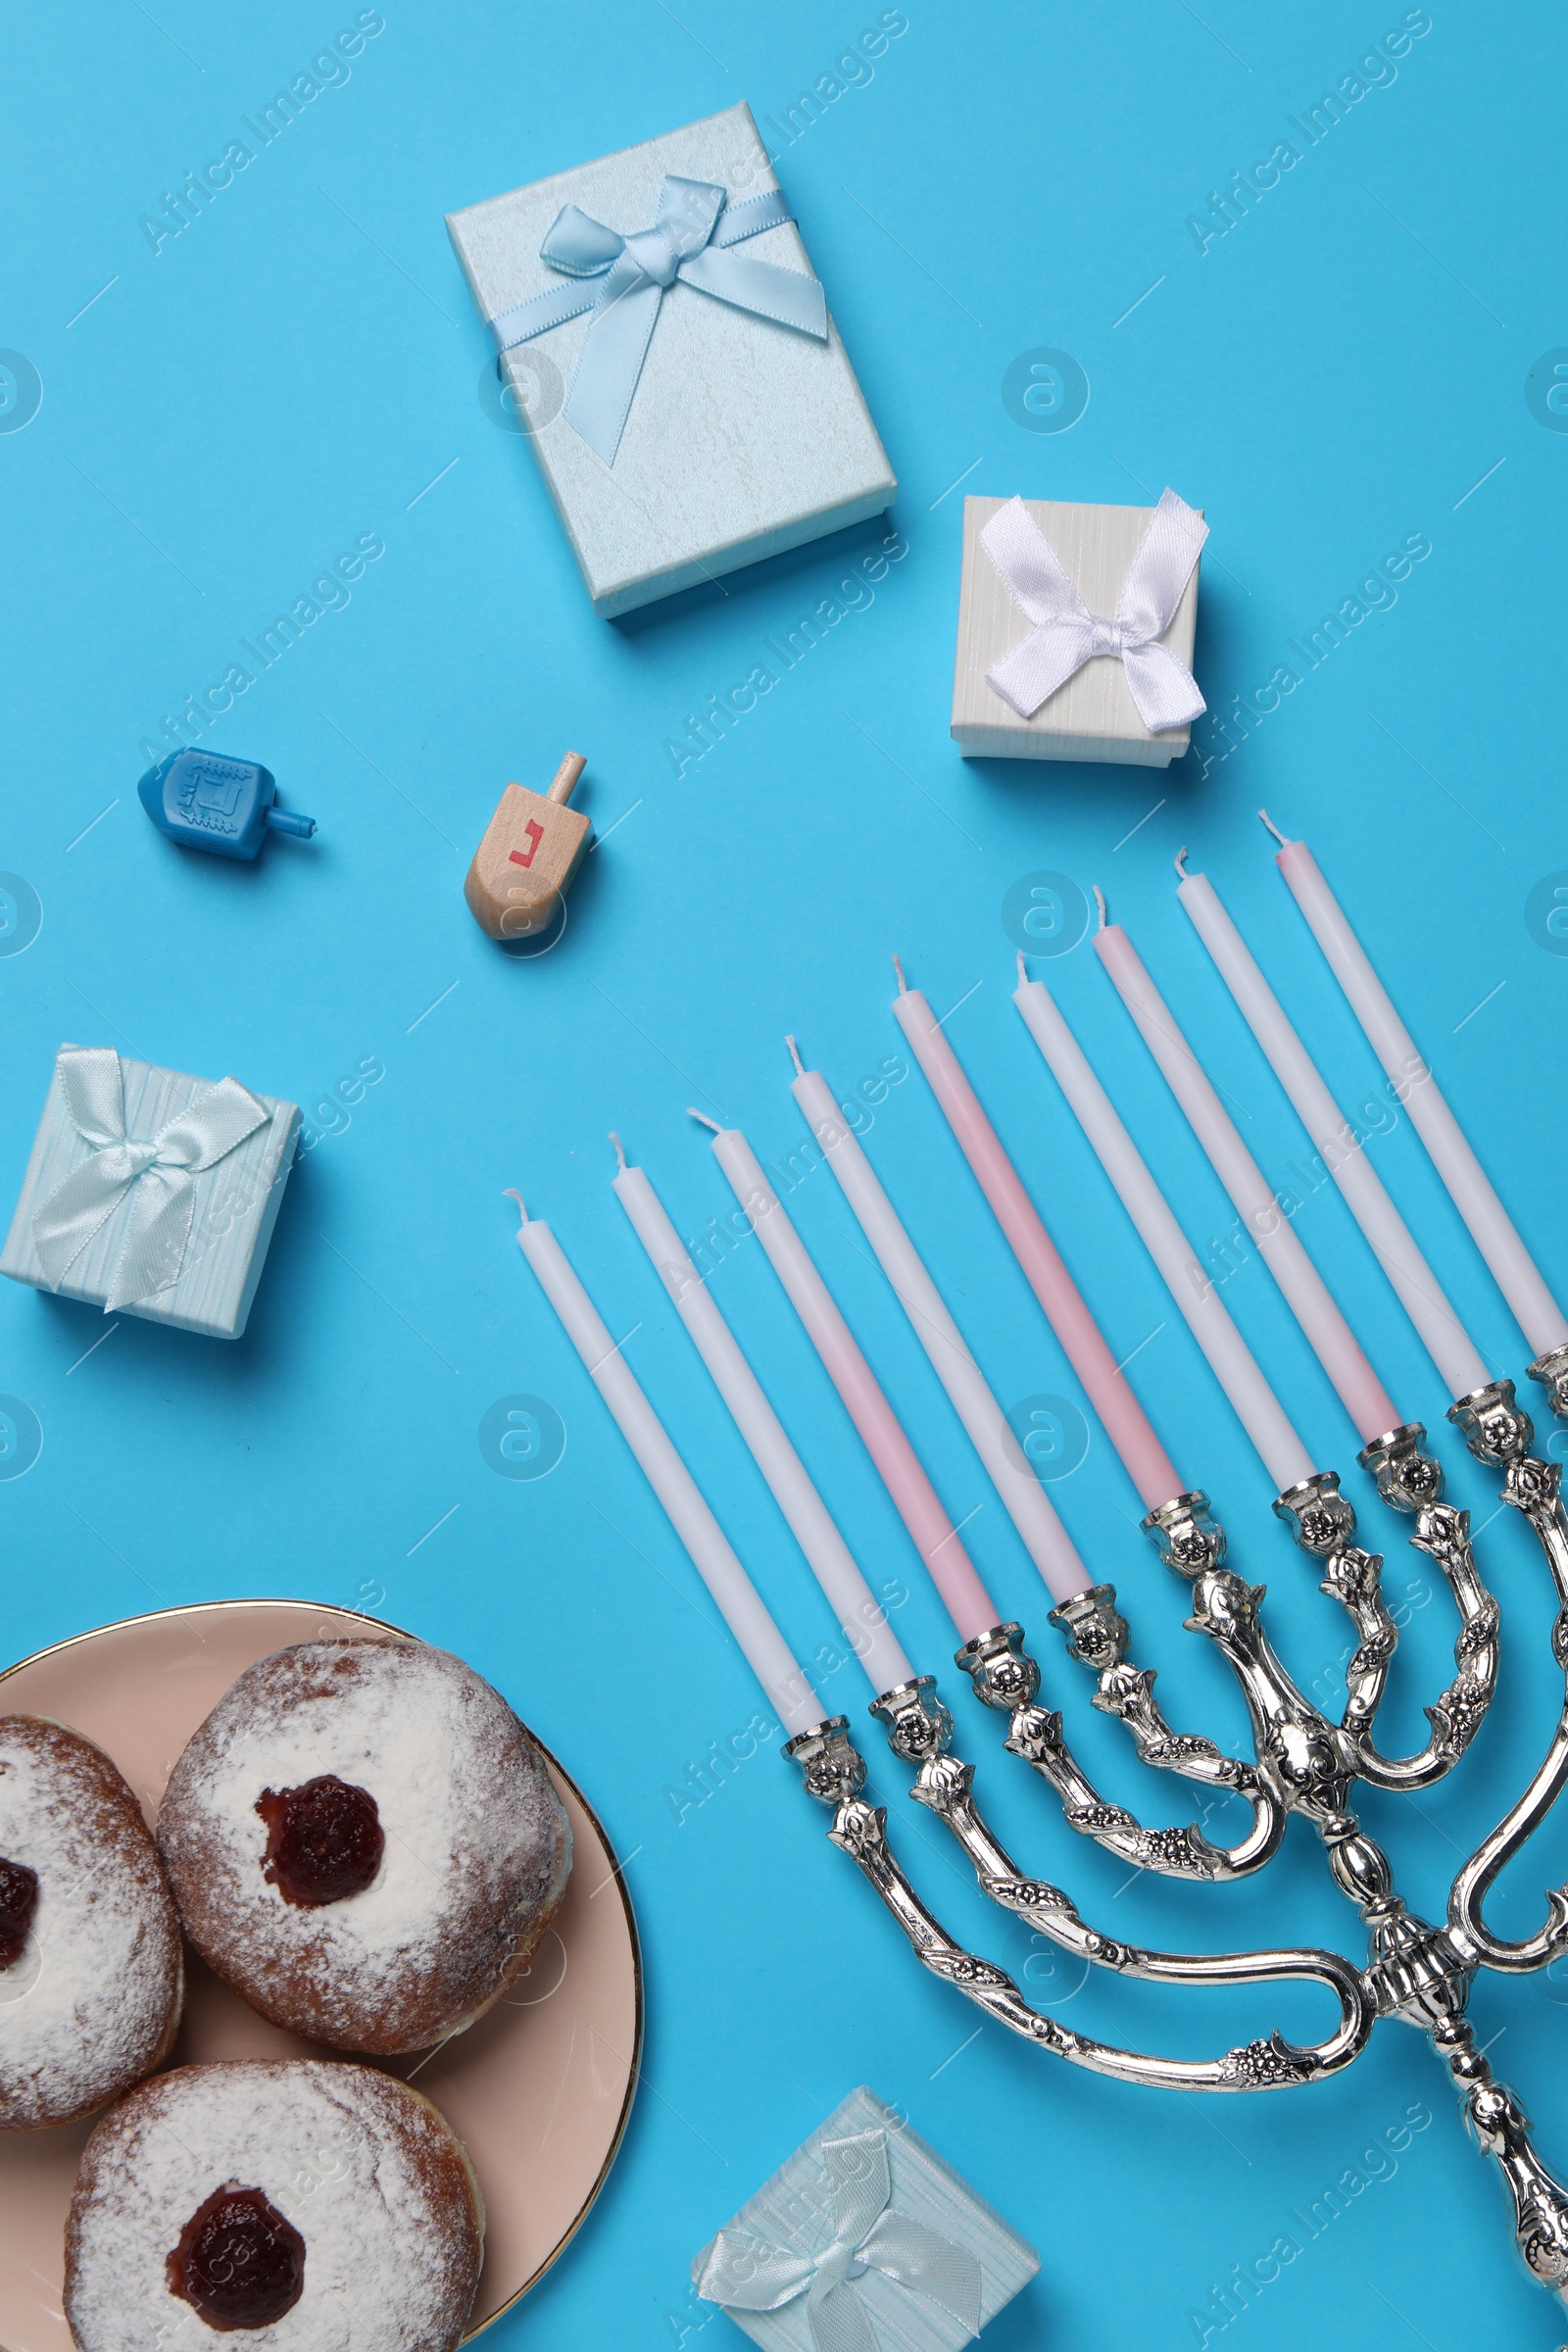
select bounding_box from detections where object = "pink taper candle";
[789,1039,1094,1605]
[1092,892,1402,1448]
[1265,812,1568,1363]
[890,956,1184,1512]
[695,1113,1002,1644]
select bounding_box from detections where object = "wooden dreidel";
[464,753,592,941]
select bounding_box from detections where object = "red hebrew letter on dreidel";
[510,820,545,872]
[464,754,591,941]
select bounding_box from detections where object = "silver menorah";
[783,1348,1568,2317]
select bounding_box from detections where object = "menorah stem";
[1320,1808,1568,2303]
[1450,2025,1568,2300]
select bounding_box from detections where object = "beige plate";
[0,1599,643,2350]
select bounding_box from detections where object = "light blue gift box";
[446,104,898,617]
[693,2086,1040,2352]
[0,1046,300,1341]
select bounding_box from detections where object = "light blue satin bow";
[31,1047,270,1312]
[487,175,828,464]
[695,2129,983,2352]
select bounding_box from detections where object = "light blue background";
[2,5,1566,2345]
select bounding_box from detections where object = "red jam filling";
[166,2183,306,2331]
[0,1858,38,1970]
[255,1775,384,1907]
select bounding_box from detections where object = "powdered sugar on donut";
[65,2059,483,2352]
[0,1716,183,2129]
[157,1642,570,2052]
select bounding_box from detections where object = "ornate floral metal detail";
[1003,1705,1066,1766]
[1062,1798,1138,1834]
[1141,1490,1227,1578]
[1219,2034,1313,2088]
[1504,1453,1564,1518]
[1449,1378,1536,1471]
[869,1676,954,1766]
[1049,1585,1129,1674]
[785,1718,865,1807]
[1529,1344,1568,1428]
[1274,1470,1359,1554]
[909,1754,974,1811]
[1553,1610,1568,1672]
[1357,1424,1446,1514]
[980,1874,1075,1916]
[1131,1825,1215,1876]
[954,1622,1039,1711]
[922,1948,1015,1992]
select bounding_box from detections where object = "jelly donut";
[0,1715,183,2130]
[65,2059,483,2352]
[157,1640,571,2053]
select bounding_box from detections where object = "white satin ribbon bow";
[982,487,1207,731]
[32,1047,270,1312]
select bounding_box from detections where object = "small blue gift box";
[0,1046,300,1341]
[692,2086,1039,2352]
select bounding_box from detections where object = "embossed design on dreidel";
[465,752,591,940]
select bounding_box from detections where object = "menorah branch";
[955,1613,1286,1881]
[1451,1382,1568,1604]
[785,1716,1371,2090]
[1274,1437,1499,1790]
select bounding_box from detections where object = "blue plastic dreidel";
[137,749,318,862]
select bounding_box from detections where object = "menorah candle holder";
[786,1369,1568,2317]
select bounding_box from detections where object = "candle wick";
[891,952,907,995]
[1174,845,1190,880]
[785,1034,806,1077]
[609,1131,627,1172]
[503,1189,529,1228]
[1093,883,1108,931]
[687,1107,722,1134]
[1257,807,1291,848]
[1015,949,1028,986]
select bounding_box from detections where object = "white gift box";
[692,2085,1039,2352]
[952,494,1203,765]
[447,103,897,617]
[1,1047,300,1341]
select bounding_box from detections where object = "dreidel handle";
[547,753,586,806]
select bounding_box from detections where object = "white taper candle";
[1176,851,1491,1403]
[510,1193,823,1735]
[1267,814,1568,1361]
[609,1137,914,1698]
[1092,896,1401,1447]
[1012,960,1318,1495]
